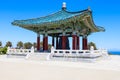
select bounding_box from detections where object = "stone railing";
[51,46,108,54]
[51,49,108,54]
[50,46,108,58]
[7,47,34,55]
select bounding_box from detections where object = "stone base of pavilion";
[7,46,109,61]
[26,50,108,62]
[26,51,108,62]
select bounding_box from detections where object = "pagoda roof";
[12,7,105,36]
[12,9,89,26]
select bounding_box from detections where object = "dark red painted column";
[56,37,58,49]
[44,36,48,51]
[43,35,45,51]
[77,36,80,50]
[72,32,77,50]
[62,36,66,49]
[72,35,75,50]
[52,36,54,47]
[37,33,40,51]
[43,34,48,51]
[82,36,88,50]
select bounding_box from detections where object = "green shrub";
[0,47,7,55]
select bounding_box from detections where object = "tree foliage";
[48,44,52,50]
[17,41,23,49]
[5,41,12,47]
[0,47,7,54]
[39,42,52,50]
[88,42,97,50]
[24,42,33,49]
[40,42,43,47]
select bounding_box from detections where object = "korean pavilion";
[12,2,105,52]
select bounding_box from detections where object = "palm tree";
[5,41,12,47]
[17,41,23,49]
[24,42,33,49]
[88,42,97,50]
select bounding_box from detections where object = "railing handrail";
[51,46,108,54]
[7,47,34,54]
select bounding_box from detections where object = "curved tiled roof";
[12,8,105,35]
[12,9,89,26]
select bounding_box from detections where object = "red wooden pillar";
[82,35,88,50]
[72,32,77,50]
[44,36,48,51]
[43,35,45,51]
[56,37,58,49]
[43,34,48,51]
[62,36,66,49]
[72,35,76,50]
[37,33,40,51]
[77,36,80,50]
[52,36,54,47]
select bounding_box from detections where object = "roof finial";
[88,6,91,11]
[62,2,66,10]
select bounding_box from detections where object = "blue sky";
[0,0,120,50]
